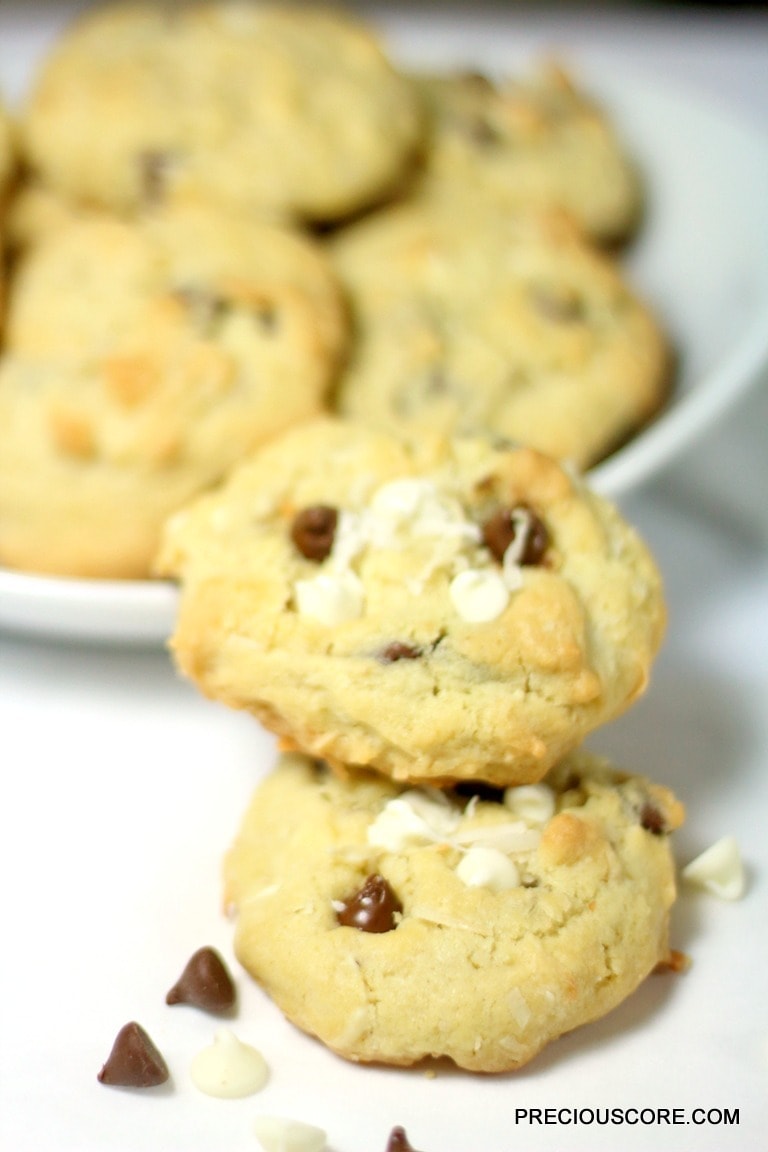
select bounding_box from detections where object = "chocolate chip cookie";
[328,201,671,473]
[0,206,346,578]
[157,418,666,786]
[19,0,424,224]
[409,63,643,247]
[223,750,684,1071]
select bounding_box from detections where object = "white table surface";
[1,5,767,1152]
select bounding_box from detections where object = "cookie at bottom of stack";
[224,750,683,1073]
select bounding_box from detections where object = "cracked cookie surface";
[158,418,665,785]
[223,751,683,1071]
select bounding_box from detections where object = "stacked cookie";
[156,417,684,1072]
[0,0,672,581]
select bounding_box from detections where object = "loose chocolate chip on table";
[97,1021,169,1088]
[166,946,236,1014]
[290,505,338,561]
[386,1126,421,1152]
[336,873,403,933]
[482,504,549,565]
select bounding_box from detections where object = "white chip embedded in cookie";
[223,751,684,1072]
[157,418,666,786]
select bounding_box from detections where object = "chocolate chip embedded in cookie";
[157,417,666,787]
[223,751,683,1072]
[0,205,346,579]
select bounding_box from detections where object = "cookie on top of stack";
[157,416,684,1071]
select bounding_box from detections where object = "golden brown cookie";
[328,200,670,473]
[158,418,666,786]
[409,63,643,247]
[224,750,684,1072]
[0,205,346,578]
[19,0,424,224]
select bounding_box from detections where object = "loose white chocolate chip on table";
[253,1116,327,1152]
[190,1029,269,1098]
[682,836,745,900]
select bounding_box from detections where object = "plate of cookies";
[1,0,767,648]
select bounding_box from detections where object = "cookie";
[19,0,424,225]
[329,200,670,473]
[157,418,665,786]
[408,63,643,247]
[0,206,346,579]
[4,177,103,255]
[223,750,684,1072]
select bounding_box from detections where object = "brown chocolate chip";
[465,114,501,146]
[379,642,422,663]
[482,505,549,565]
[97,1022,169,1088]
[139,150,175,205]
[386,1127,420,1152]
[640,802,667,836]
[166,946,236,1014]
[336,873,403,934]
[530,284,585,323]
[291,505,338,561]
[172,286,230,331]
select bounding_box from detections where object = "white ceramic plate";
[2,20,768,646]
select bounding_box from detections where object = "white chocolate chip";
[456,846,521,891]
[682,836,745,900]
[367,791,460,851]
[504,784,556,825]
[449,568,509,622]
[190,1029,269,1098]
[293,571,363,625]
[253,1116,327,1152]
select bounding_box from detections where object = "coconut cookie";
[18,0,424,225]
[0,207,345,579]
[223,750,684,1072]
[157,418,665,785]
[329,201,670,473]
[408,64,642,248]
